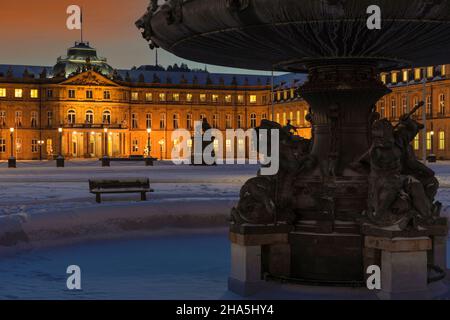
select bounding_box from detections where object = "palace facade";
[0,41,449,160]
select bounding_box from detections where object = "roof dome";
[53,42,114,77]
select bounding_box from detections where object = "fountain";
[137,0,450,298]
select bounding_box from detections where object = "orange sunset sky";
[0,0,269,74]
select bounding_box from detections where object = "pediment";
[60,71,120,87]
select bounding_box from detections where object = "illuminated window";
[237,95,244,104]
[159,93,166,102]
[296,111,301,126]
[426,96,432,115]
[186,93,193,102]
[414,68,421,80]
[212,94,219,103]
[276,113,280,124]
[427,66,434,78]
[226,139,232,153]
[0,138,5,153]
[381,74,386,84]
[145,93,153,101]
[238,139,245,152]
[226,114,232,129]
[200,94,207,102]
[46,139,53,154]
[439,131,445,150]
[104,91,111,100]
[250,113,257,128]
[0,88,6,97]
[131,92,139,101]
[225,95,232,103]
[86,90,93,99]
[402,70,408,82]
[290,89,295,99]
[391,72,398,84]
[132,139,139,152]
[16,138,22,153]
[426,132,432,150]
[173,93,180,102]
[414,135,420,150]
[30,89,39,98]
[283,112,286,125]
[262,113,267,120]
[15,89,23,98]
[442,65,447,76]
[249,95,257,104]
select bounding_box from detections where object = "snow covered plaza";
[0,160,448,299]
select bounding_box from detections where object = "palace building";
[0,41,448,160]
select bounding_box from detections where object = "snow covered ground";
[0,160,449,299]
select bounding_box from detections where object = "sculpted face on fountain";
[137,0,450,71]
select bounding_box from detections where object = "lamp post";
[102,127,110,167]
[56,127,64,167]
[8,127,16,168]
[38,140,44,161]
[158,139,165,161]
[145,128,153,166]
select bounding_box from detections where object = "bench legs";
[94,192,147,203]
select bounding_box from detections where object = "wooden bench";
[89,178,154,203]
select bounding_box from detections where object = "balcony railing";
[63,123,127,129]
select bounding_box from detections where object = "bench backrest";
[89,178,150,190]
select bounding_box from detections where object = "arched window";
[68,110,76,124]
[85,110,94,124]
[102,110,111,124]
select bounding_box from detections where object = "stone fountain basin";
[147,0,450,71]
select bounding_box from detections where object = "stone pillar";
[228,225,292,297]
[365,236,432,299]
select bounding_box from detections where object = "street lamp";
[38,140,44,161]
[8,128,16,168]
[145,128,153,166]
[56,127,64,167]
[102,127,110,167]
[158,139,165,161]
